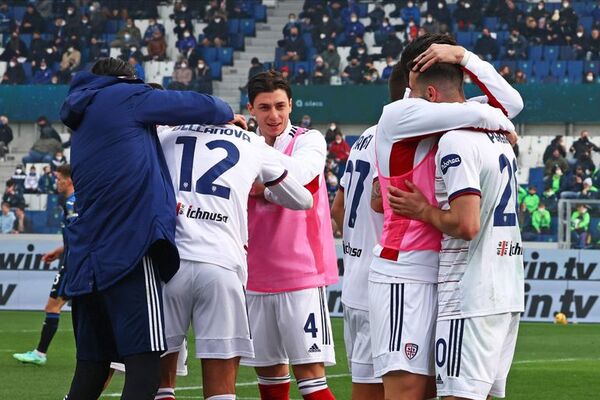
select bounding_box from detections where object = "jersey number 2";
[344,159,371,228]
[493,154,518,227]
[176,137,240,199]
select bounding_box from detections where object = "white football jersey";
[159,124,287,282]
[339,125,383,311]
[435,129,525,320]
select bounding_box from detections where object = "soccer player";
[59,57,242,400]
[13,164,76,366]
[371,34,522,400]
[387,62,524,400]
[242,71,338,400]
[157,121,313,400]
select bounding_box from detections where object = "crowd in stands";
[272,0,600,86]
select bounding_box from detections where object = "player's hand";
[250,182,266,198]
[387,181,431,220]
[42,247,63,263]
[412,44,466,72]
[230,114,248,130]
[506,131,519,146]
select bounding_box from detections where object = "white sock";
[155,387,175,399]
[297,377,328,396]
[34,349,46,357]
[205,395,236,400]
[257,374,291,385]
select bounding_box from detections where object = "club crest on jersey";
[405,343,418,360]
[440,154,461,174]
[497,240,523,256]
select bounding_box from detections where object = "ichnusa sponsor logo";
[497,240,523,256]
[176,202,229,223]
[440,154,462,174]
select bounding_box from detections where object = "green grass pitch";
[1,311,600,399]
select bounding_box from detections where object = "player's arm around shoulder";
[281,128,328,185]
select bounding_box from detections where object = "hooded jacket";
[60,71,233,296]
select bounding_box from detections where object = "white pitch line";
[102,373,350,398]
[513,357,600,365]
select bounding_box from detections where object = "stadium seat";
[533,60,550,80]
[228,19,240,35]
[559,45,575,60]
[209,61,222,80]
[105,20,120,34]
[11,6,26,22]
[568,61,584,83]
[528,167,545,194]
[201,47,218,63]
[253,4,267,22]
[528,45,544,61]
[550,61,567,79]
[217,47,234,65]
[346,135,359,147]
[295,61,310,74]
[580,16,594,32]
[495,30,509,44]
[162,76,172,88]
[543,46,559,61]
[517,61,532,77]
[302,32,313,48]
[228,33,245,50]
[456,31,473,47]
[584,61,600,74]
[22,62,32,83]
[240,19,256,36]
[483,17,499,31]
[356,2,369,17]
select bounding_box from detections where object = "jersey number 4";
[176,137,240,199]
[493,154,519,227]
[344,159,371,228]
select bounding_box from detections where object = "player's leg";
[487,313,521,400]
[368,281,437,400]
[202,357,240,398]
[156,353,179,400]
[343,305,384,400]
[104,255,166,399]
[242,292,291,400]
[283,287,336,400]
[435,314,514,400]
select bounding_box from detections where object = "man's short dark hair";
[414,62,464,94]
[56,164,72,179]
[92,57,135,78]
[247,70,292,105]
[388,33,459,101]
[148,82,164,90]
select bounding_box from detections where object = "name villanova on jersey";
[176,202,229,223]
[171,124,252,143]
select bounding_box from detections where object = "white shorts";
[368,281,437,377]
[162,260,254,359]
[110,339,188,376]
[241,287,335,367]
[343,305,382,384]
[435,312,520,400]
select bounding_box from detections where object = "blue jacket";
[60,72,233,295]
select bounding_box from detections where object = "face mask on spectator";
[358,48,365,54]
[16,168,22,173]
[181,62,187,68]
[538,3,544,9]
[41,65,47,70]
[215,18,222,23]
[124,33,131,40]
[322,17,329,23]
[179,22,186,28]
[68,46,75,52]
[198,62,205,68]
[577,31,583,37]
[427,16,433,23]
[438,2,444,8]
[90,5,95,11]
[46,47,53,54]
[351,17,357,23]
[131,46,137,52]
[563,2,569,7]
[289,17,296,23]
[586,73,594,82]
[407,2,414,7]
[67,9,74,15]
[329,124,336,130]
[82,18,88,24]
[181,6,187,12]
[184,31,190,37]
[464,2,471,8]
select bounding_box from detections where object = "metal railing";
[557,199,600,249]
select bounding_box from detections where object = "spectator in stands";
[381,32,404,60]
[299,16,315,36]
[561,165,586,198]
[64,6,82,38]
[344,13,365,45]
[324,123,342,145]
[580,177,599,200]
[36,0,52,19]
[51,151,67,171]
[570,130,600,161]
[203,13,228,47]
[22,132,63,165]
[586,28,600,60]
[422,13,441,34]
[543,135,567,163]
[24,165,39,194]
[326,169,339,202]
[58,45,81,84]
[21,4,44,34]
[300,114,312,129]
[280,65,290,81]
[328,132,350,177]
[366,3,386,32]
[531,202,552,235]
[320,43,341,74]
[499,65,515,84]
[577,149,596,176]
[544,147,569,176]
[283,13,302,38]
[174,18,195,41]
[177,29,197,55]
[377,17,396,40]
[541,185,559,212]
[474,28,499,61]
[349,36,369,65]
[454,0,480,31]
[2,58,26,85]
[127,56,145,81]
[584,71,597,83]
[192,59,213,95]
[12,205,32,234]
[593,1,600,25]
[147,30,167,61]
[11,165,26,192]
[247,57,263,81]
[280,26,306,61]
[505,28,528,60]
[89,2,106,36]
[499,0,523,30]
[32,60,53,84]
[381,57,395,80]
[203,0,222,23]
[2,180,25,208]
[38,166,56,194]
[342,56,364,84]
[514,69,527,83]
[530,1,549,22]
[78,14,92,40]
[559,0,578,33]
[292,66,310,85]
[313,13,337,52]
[363,65,381,84]
[29,31,47,65]
[521,186,540,216]
[401,1,421,26]
[568,25,587,60]
[312,56,330,84]
[111,18,142,49]
[523,16,544,45]
[144,17,165,45]
[0,202,16,234]
[431,0,452,26]
[0,115,13,160]
[169,58,193,90]
[571,204,590,248]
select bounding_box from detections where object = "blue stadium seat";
[533,60,550,80]
[559,45,575,60]
[495,30,509,44]
[528,167,545,194]
[19,33,32,48]
[580,16,594,32]
[550,61,567,79]
[240,19,256,36]
[516,61,532,77]
[356,2,369,18]
[528,45,543,61]
[584,61,600,74]
[346,135,359,147]
[228,19,240,34]
[374,31,387,46]
[334,32,347,46]
[105,20,120,34]
[253,4,267,22]
[568,61,584,83]
[456,31,473,47]
[209,61,223,80]
[228,33,245,50]
[544,45,559,61]
[11,6,26,22]
[104,33,116,44]
[22,62,32,83]
[306,47,318,60]
[201,47,218,63]
[302,32,313,48]
[217,47,234,65]
[483,17,499,31]
[295,61,310,74]
[572,2,591,16]
[28,211,48,233]
[162,76,172,88]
